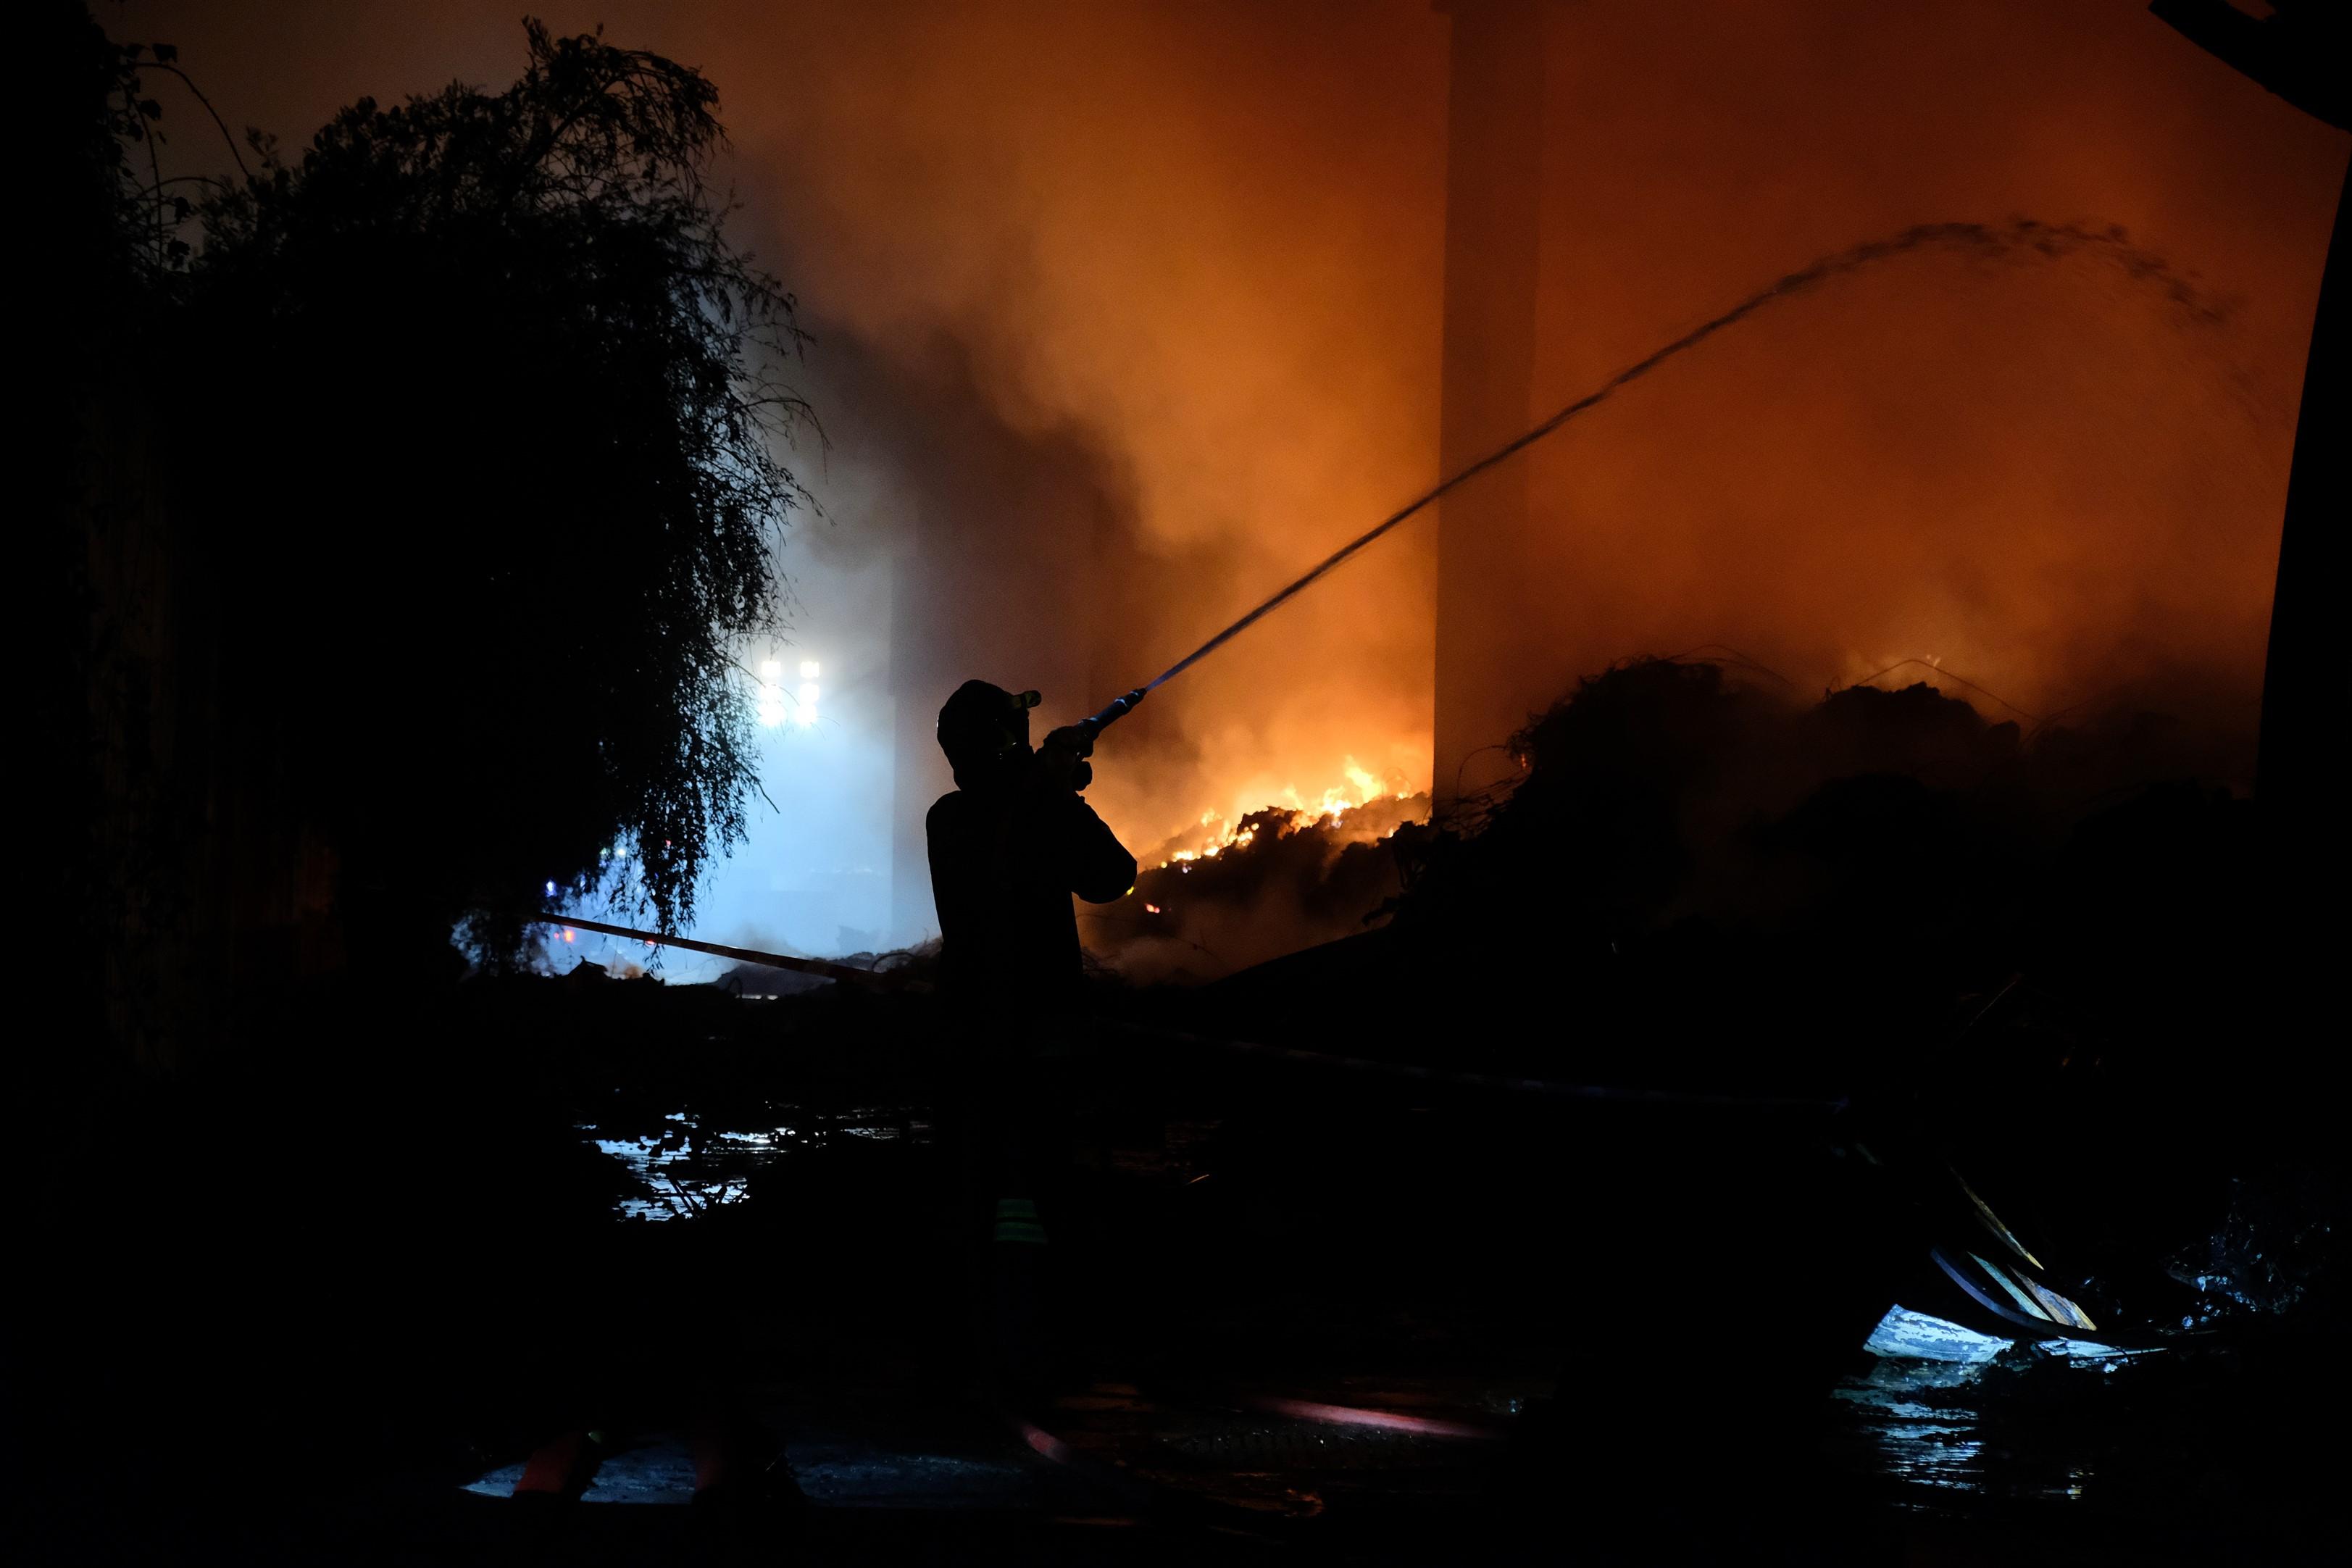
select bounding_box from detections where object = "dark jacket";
[927,778,1135,1004]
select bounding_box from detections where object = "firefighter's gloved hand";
[1036,725,1096,793]
[1040,724,1096,759]
[1033,751,1094,793]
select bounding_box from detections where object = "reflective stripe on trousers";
[993,1196,1048,1246]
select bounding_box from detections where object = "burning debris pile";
[1198,656,2291,1092]
[1093,654,2282,1041]
[1088,778,1432,982]
[1413,657,2259,961]
[1169,656,2337,1338]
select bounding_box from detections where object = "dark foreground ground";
[16,969,2340,1565]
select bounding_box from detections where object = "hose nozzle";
[1082,687,1148,736]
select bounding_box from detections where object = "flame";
[1266,754,1398,829]
[1148,754,1419,870]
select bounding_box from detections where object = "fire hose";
[1069,219,2198,741]
[522,912,1844,1110]
[526,911,896,988]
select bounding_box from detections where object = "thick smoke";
[700,0,2333,827]
[115,0,2344,955]
[708,0,1448,853]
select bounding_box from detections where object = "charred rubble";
[1168,656,2336,1346]
[1180,657,2290,1088]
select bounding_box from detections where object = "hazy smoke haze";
[114,0,2344,952]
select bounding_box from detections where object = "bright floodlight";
[757,657,788,727]
[799,659,820,679]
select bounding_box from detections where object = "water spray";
[1074,217,2225,740]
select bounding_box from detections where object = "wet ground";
[430,1059,2330,1562]
[20,975,2338,1564]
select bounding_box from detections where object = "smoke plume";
[114,0,2345,952]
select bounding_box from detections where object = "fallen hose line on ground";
[527,914,1844,1109]
[528,912,901,988]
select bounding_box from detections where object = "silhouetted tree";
[165,20,809,962]
[31,9,211,1060]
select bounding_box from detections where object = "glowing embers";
[1162,813,1253,870]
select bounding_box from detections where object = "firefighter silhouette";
[927,679,1136,1001]
[924,679,1135,1404]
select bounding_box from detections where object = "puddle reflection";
[582,1105,930,1219]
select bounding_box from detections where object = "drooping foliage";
[33,10,225,1057]
[167,21,808,955]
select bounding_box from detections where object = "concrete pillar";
[1433,0,1548,810]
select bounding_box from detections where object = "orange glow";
[145,4,2339,851]
[1150,754,1421,873]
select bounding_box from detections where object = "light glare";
[757,658,790,728]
